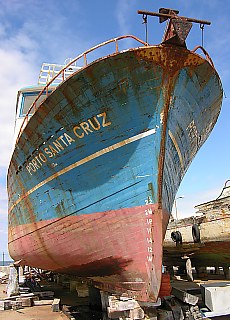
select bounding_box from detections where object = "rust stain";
[134,45,217,209]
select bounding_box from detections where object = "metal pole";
[175,196,184,220]
[2,252,4,266]
[175,200,178,221]
[137,10,211,26]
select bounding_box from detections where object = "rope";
[142,14,148,44]
[200,23,204,47]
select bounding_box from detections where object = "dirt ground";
[0,305,68,320]
[0,284,69,320]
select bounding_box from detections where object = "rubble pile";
[0,272,8,285]
[100,291,204,320]
[0,290,59,312]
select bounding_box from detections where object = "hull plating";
[8,45,223,301]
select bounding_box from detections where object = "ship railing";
[38,63,81,85]
[191,45,214,68]
[17,35,147,140]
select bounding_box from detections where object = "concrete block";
[52,298,60,312]
[200,282,230,312]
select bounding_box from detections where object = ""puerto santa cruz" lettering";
[26,112,111,175]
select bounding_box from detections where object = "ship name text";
[25,112,111,176]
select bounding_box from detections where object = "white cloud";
[173,186,222,219]
[116,0,131,35]
[115,0,139,49]
[0,47,37,167]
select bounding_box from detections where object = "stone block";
[201,282,230,312]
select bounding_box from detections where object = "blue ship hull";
[8,44,223,301]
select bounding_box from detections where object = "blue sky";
[0,0,229,260]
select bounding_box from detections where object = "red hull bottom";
[9,204,169,301]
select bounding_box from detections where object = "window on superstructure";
[20,92,47,117]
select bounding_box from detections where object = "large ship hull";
[8,44,222,301]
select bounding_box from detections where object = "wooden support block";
[100,291,109,311]
[4,292,35,300]
[108,297,139,311]
[33,299,54,306]
[19,288,31,293]
[127,306,145,319]
[76,280,89,297]
[157,309,174,320]
[107,306,125,319]
[16,297,33,307]
[171,287,198,305]
[89,286,102,310]
[159,273,172,298]
[52,298,60,312]
[163,296,184,320]
[143,307,157,320]
[0,300,11,310]
[117,299,139,311]
[33,290,54,298]
[11,300,23,310]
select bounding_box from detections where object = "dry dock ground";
[0,282,102,320]
[0,277,229,319]
[0,283,70,320]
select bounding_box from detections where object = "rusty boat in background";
[163,180,230,270]
[7,9,223,302]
